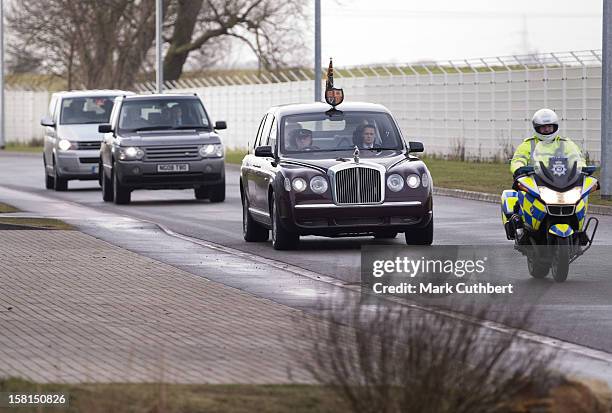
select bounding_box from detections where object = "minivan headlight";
[200,144,224,158]
[58,139,74,151]
[118,146,144,160]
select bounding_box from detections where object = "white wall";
[5,90,51,144]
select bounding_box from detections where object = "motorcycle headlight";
[406,174,421,189]
[200,144,224,158]
[310,176,328,194]
[538,186,582,205]
[119,146,144,160]
[57,139,73,151]
[292,177,307,192]
[387,174,405,192]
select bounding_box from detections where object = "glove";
[513,166,532,179]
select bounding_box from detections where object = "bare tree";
[7,0,306,88]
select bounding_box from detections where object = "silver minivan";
[41,90,133,191]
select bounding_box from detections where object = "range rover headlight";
[118,146,144,160]
[387,174,405,192]
[200,144,224,158]
[406,174,421,189]
[310,176,328,194]
[292,177,307,192]
[58,139,73,151]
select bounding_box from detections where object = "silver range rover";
[41,90,133,191]
[99,94,227,205]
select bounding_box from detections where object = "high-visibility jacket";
[510,135,585,174]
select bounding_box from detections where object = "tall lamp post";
[156,0,163,94]
[602,0,612,199]
[0,0,5,149]
[314,0,321,102]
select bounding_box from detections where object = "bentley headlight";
[387,174,405,192]
[406,174,421,189]
[538,186,582,205]
[310,176,328,194]
[58,139,73,151]
[119,146,144,160]
[421,173,429,188]
[200,144,224,158]
[292,177,307,192]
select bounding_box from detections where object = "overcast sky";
[317,0,603,65]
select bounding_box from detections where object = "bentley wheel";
[405,217,433,245]
[271,199,298,250]
[242,196,269,242]
[112,166,131,205]
[102,167,114,202]
[374,231,398,239]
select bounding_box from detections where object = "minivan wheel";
[44,157,54,189]
[112,166,131,205]
[271,198,299,250]
[102,167,114,202]
[53,159,68,191]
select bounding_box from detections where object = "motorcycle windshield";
[532,140,583,190]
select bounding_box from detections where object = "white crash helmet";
[532,108,559,142]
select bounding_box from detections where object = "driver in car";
[510,108,584,177]
[354,124,381,149]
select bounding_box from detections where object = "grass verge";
[0,378,345,413]
[0,217,73,230]
[0,202,20,213]
[2,143,43,153]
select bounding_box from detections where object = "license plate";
[157,164,189,173]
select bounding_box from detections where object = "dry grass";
[0,202,20,213]
[0,378,346,413]
[0,217,73,230]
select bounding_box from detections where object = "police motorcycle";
[501,140,599,282]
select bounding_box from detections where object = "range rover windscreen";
[280,111,404,154]
[118,98,211,132]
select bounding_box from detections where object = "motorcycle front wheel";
[550,237,570,283]
[527,257,550,279]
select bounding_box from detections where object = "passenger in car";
[290,128,319,151]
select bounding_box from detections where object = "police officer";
[510,108,584,177]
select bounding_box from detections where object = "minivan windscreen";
[60,96,116,125]
[118,99,211,132]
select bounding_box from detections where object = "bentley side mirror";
[408,141,424,153]
[98,124,113,133]
[215,121,227,130]
[255,145,274,157]
[40,116,55,127]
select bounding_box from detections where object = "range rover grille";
[334,167,382,204]
[144,145,200,161]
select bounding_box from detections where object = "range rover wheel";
[271,198,299,250]
[53,159,68,191]
[209,181,225,203]
[102,167,114,202]
[44,157,54,189]
[112,166,131,205]
[194,187,208,200]
[242,196,269,242]
[405,217,433,245]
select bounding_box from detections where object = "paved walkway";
[0,230,316,383]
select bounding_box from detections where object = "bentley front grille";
[334,167,382,205]
[144,145,200,162]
